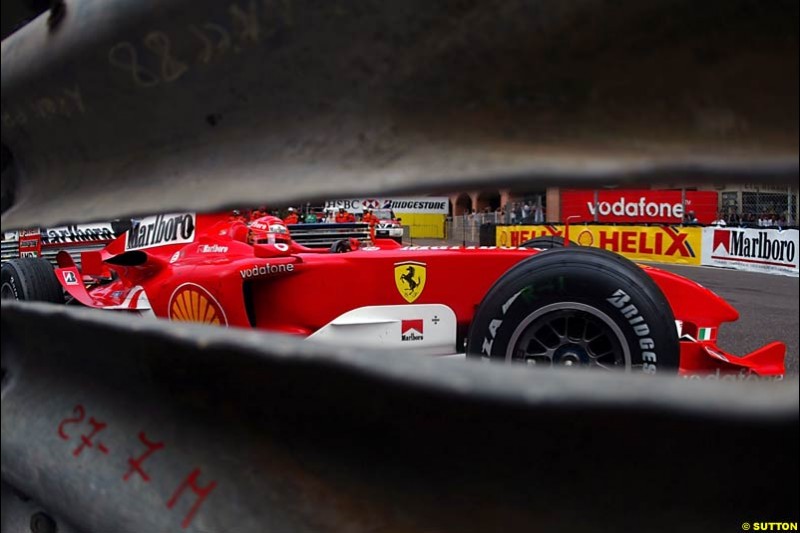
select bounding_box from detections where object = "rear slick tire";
[1,258,65,303]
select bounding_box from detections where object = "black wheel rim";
[505,302,631,371]
[1,282,17,300]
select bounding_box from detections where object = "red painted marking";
[124,431,165,482]
[167,468,218,529]
[72,417,109,457]
[57,405,85,440]
[711,255,795,268]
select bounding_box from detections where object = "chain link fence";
[446,213,506,245]
[730,188,798,226]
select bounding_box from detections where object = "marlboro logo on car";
[401,319,424,341]
[126,213,196,251]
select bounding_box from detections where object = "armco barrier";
[702,227,799,277]
[495,224,702,266]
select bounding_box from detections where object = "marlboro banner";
[702,227,798,277]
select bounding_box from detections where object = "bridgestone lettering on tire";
[1,258,65,303]
[466,247,679,374]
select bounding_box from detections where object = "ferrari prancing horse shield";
[394,261,426,303]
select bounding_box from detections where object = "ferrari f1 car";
[1,212,786,377]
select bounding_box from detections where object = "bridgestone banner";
[702,227,799,277]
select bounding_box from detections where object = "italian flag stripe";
[698,328,714,341]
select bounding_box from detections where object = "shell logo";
[577,230,594,247]
[168,284,228,326]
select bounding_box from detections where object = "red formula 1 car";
[1,212,786,377]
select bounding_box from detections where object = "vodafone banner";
[702,227,799,277]
[562,190,718,224]
[496,225,702,265]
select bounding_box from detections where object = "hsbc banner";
[562,189,718,224]
[496,225,702,265]
[702,227,799,277]
[325,197,449,214]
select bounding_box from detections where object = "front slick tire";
[466,247,679,374]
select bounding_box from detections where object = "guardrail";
[1,239,112,270]
[286,222,372,248]
[1,239,17,262]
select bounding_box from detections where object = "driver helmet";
[248,215,291,245]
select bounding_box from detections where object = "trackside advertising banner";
[41,222,116,246]
[496,225,702,265]
[561,189,718,224]
[702,227,799,277]
[325,197,449,214]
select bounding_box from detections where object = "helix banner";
[496,225,702,265]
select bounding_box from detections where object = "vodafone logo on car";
[562,190,718,223]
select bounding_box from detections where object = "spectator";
[533,202,544,223]
[522,202,531,220]
[335,208,349,223]
[229,209,247,223]
[710,212,727,226]
[305,211,318,223]
[513,203,522,222]
[283,208,299,225]
[683,211,698,225]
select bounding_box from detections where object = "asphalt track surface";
[646,263,799,378]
